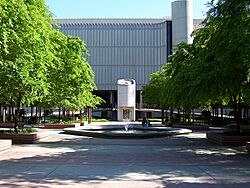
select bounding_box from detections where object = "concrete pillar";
[110,91,114,108]
[139,91,143,109]
[172,0,193,49]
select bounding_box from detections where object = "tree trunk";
[165,108,168,122]
[192,109,195,124]
[0,105,1,121]
[221,105,223,124]
[215,105,217,118]
[39,107,42,123]
[3,107,6,123]
[58,107,61,122]
[211,105,214,124]
[177,107,180,123]
[87,107,92,124]
[11,106,14,121]
[188,110,191,124]
[67,110,69,119]
[31,104,33,118]
[67,110,70,119]
[63,107,66,121]
[14,103,20,133]
[183,109,185,123]
[238,96,242,130]
[72,111,75,121]
[8,105,11,121]
[233,95,240,133]
[44,108,46,123]
[161,108,165,124]
[170,107,173,122]
[35,106,38,117]
[80,109,83,122]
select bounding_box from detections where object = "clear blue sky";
[45,0,210,19]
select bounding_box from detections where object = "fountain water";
[124,124,129,132]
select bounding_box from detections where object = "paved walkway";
[0,126,250,187]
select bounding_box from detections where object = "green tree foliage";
[0,0,100,131]
[166,43,200,111]
[0,0,55,131]
[201,0,250,102]
[143,0,250,128]
[142,65,168,108]
[192,0,250,130]
[45,33,102,111]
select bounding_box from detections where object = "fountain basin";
[63,125,192,138]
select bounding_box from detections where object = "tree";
[142,65,170,123]
[0,0,56,132]
[193,0,250,131]
[0,0,102,131]
[142,69,167,108]
[143,0,250,128]
[43,32,102,117]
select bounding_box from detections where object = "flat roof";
[55,18,171,25]
[56,18,203,26]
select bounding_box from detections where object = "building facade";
[56,18,172,91]
[54,0,203,119]
[56,18,201,109]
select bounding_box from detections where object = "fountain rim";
[63,124,192,139]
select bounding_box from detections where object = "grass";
[62,119,81,124]
[148,118,162,122]
[45,117,110,124]
[91,118,110,122]
[137,118,162,122]
[0,128,37,134]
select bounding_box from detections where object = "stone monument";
[117,79,136,121]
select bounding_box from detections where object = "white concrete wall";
[172,0,193,48]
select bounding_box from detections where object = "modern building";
[55,0,203,119]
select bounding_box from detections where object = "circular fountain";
[63,124,192,139]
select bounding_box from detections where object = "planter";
[173,124,209,131]
[0,132,46,144]
[0,123,15,128]
[0,122,25,128]
[226,124,250,130]
[43,123,81,129]
[206,131,250,146]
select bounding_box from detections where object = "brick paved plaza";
[0,125,250,188]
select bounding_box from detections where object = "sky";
[45,0,210,19]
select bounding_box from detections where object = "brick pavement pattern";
[0,128,250,188]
